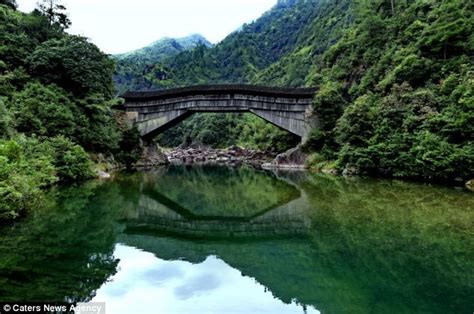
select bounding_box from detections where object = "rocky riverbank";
[165,146,275,167]
[262,145,308,170]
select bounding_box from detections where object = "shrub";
[9,82,78,139]
[115,127,141,168]
[0,138,56,221]
[27,35,115,98]
[45,136,95,183]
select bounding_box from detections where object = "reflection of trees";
[121,171,473,314]
[123,166,309,239]
[0,166,470,313]
[300,174,474,313]
[0,181,122,302]
[142,165,300,218]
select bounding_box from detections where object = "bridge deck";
[121,84,317,101]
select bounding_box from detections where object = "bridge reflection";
[123,165,313,238]
[117,169,473,314]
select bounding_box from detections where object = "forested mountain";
[305,0,473,183]
[116,0,349,151]
[118,0,473,183]
[116,34,211,60]
[114,34,211,94]
[114,0,336,90]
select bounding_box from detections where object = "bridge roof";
[121,85,317,101]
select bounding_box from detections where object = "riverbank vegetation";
[303,0,473,183]
[0,1,141,221]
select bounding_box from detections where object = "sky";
[16,0,277,54]
[91,245,320,314]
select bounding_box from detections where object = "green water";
[0,165,472,313]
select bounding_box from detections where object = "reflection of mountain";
[124,166,312,238]
[119,234,319,308]
[0,165,471,313]
[120,210,472,314]
[119,168,473,314]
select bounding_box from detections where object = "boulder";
[134,143,169,168]
[322,168,338,175]
[466,179,474,192]
[163,147,274,167]
[264,146,307,169]
[97,170,111,179]
[342,164,358,177]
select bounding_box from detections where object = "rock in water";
[164,147,274,167]
[466,179,474,192]
[342,165,358,177]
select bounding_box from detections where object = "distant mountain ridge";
[113,34,211,93]
[115,34,212,60]
[114,0,330,93]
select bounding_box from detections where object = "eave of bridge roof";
[121,85,317,102]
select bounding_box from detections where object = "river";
[0,165,472,313]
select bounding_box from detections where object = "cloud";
[16,0,276,54]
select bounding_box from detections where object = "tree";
[0,137,57,221]
[27,36,115,98]
[0,98,14,139]
[75,94,121,153]
[0,0,16,10]
[45,136,94,182]
[37,0,71,29]
[9,82,78,139]
[418,1,473,60]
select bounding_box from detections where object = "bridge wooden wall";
[122,85,317,141]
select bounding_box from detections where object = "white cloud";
[91,244,320,314]
[16,0,276,54]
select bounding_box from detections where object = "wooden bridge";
[120,85,317,141]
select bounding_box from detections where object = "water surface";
[0,165,472,313]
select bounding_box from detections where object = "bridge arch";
[120,85,317,142]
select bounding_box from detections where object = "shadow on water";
[0,165,472,313]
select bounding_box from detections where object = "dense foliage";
[305,0,474,183]
[117,0,473,183]
[0,2,139,221]
[0,136,93,220]
[28,36,115,98]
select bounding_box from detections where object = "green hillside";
[116,0,346,151]
[305,0,473,182]
[115,0,335,90]
[0,1,142,221]
[117,0,473,183]
[114,34,212,94]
